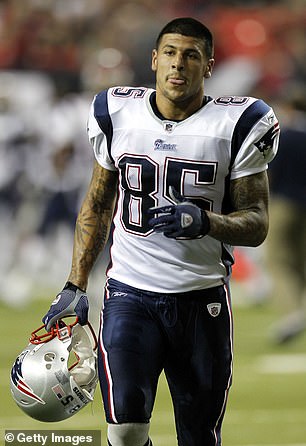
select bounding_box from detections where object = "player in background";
[42,17,279,446]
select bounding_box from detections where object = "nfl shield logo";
[163,121,175,133]
[207,303,221,317]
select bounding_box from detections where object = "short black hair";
[155,17,214,58]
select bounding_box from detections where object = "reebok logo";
[112,292,127,298]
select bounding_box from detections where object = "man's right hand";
[42,282,89,331]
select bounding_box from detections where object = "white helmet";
[10,318,98,422]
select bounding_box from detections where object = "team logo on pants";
[207,303,221,317]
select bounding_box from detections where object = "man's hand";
[42,282,89,331]
[148,187,210,239]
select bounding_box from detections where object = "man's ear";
[151,49,158,72]
[204,58,215,78]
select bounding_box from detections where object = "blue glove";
[148,187,210,239]
[42,282,89,331]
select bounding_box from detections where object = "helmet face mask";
[10,319,98,422]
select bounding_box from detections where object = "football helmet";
[10,318,98,422]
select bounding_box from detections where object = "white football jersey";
[87,87,279,292]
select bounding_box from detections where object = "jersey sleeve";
[230,100,280,180]
[87,91,117,172]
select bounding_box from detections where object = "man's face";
[152,33,214,105]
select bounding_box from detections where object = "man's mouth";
[168,77,185,85]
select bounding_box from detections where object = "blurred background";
[1,0,306,444]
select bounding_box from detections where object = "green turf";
[1,297,306,445]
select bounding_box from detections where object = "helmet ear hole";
[44,352,56,369]
[44,352,56,362]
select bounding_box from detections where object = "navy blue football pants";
[98,278,233,446]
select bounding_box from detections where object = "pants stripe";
[99,284,118,423]
[213,282,234,445]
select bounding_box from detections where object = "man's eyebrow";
[161,44,176,50]
[161,44,201,53]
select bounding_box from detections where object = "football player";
[43,17,279,446]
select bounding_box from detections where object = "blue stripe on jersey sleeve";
[230,99,271,167]
[93,89,114,164]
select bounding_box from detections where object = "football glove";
[148,186,210,239]
[42,282,89,331]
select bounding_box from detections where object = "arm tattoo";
[208,171,269,247]
[68,161,118,290]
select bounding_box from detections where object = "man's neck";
[150,91,210,121]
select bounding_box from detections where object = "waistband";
[106,277,226,300]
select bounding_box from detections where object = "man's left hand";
[148,187,210,239]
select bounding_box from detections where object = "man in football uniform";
[43,17,279,446]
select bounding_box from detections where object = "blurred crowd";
[0,0,305,341]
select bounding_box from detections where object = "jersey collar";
[149,91,213,123]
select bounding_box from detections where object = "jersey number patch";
[214,96,249,106]
[118,155,217,236]
[112,87,147,98]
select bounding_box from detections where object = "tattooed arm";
[207,171,269,247]
[68,160,118,290]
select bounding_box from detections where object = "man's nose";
[172,54,184,71]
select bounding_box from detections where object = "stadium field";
[1,295,306,446]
